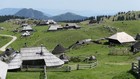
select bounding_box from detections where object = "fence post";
[66,66,68,72]
[77,64,79,70]
[69,66,71,72]
[131,63,134,70]
[44,65,47,79]
[90,64,92,68]
[20,65,23,71]
[66,66,71,72]
[26,65,28,71]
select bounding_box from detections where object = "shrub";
[70,57,81,62]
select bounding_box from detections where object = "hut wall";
[22,59,45,66]
[108,39,120,44]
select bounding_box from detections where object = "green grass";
[1,20,140,79]
[7,72,40,79]
[0,36,12,48]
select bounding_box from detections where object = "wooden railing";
[77,62,97,70]
[20,62,97,79]
[21,62,97,72]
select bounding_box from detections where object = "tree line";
[0,15,25,22]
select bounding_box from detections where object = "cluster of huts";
[48,23,81,31]
[37,20,57,25]
[0,45,69,79]
[13,19,81,37]
[20,23,33,37]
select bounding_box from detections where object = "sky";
[0,0,140,16]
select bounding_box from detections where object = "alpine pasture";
[1,20,140,79]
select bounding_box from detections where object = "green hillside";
[1,20,140,79]
[107,11,140,21]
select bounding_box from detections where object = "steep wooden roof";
[108,32,135,43]
[20,47,64,67]
[52,44,65,54]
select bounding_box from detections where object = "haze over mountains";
[0,8,20,15]
[0,8,87,21]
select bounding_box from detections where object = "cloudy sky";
[0,0,140,16]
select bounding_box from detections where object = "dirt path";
[0,34,17,51]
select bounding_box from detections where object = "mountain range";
[0,8,87,21]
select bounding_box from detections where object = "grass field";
[1,20,140,79]
[0,36,12,48]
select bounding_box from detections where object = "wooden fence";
[21,62,97,79]
[46,66,71,72]
[21,62,97,72]
[77,62,97,70]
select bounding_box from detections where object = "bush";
[70,57,81,62]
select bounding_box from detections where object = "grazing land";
[1,20,140,79]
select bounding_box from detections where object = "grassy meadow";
[1,20,140,79]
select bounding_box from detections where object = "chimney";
[40,44,44,55]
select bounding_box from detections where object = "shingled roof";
[8,53,22,70]
[52,44,65,54]
[108,32,135,43]
[20,47,64,67]
[48,25,63,31]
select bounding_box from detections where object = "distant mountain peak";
[50,12,87,21]
[15,8,48,20]
[61,12,79,16]
[65,12,74,14]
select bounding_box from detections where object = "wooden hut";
[20,47,64,67]
[21,25,33,32]
[21,23,28,27]
[21,31,30,37]
[52,44,65,55]
[107,32,135,44]
[135,33,140,40]
[48,25,63,31]
[64,23,81,29]
[59,53,69,64]
[76,39,92,45]
[0,48,22,70]
[131,41,140,53]
[46,20,57,25]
